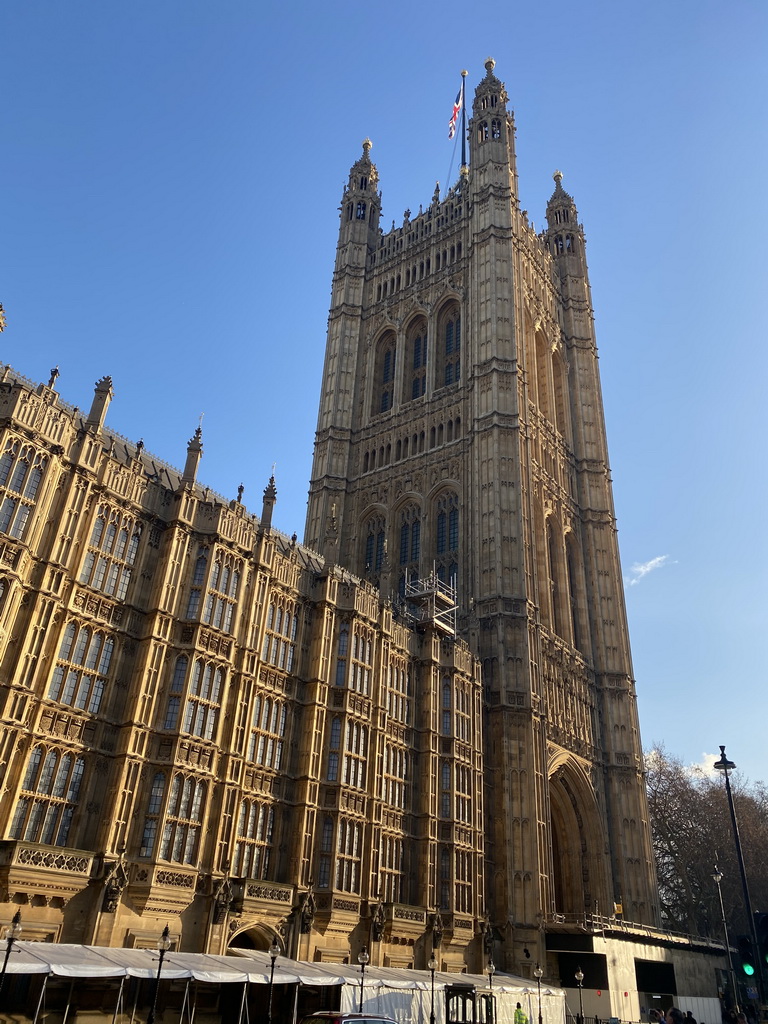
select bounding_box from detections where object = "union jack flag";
[448,88,462,139]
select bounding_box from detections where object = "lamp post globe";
[146,925,171,1024]
[534,962,544,1024]
[358,944,370,1013]
[575,967,584,1024]
[428,952,438,1024]
[267,936,281,1024]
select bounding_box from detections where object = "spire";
[181,426,203,486]
[261,474,277,531]
[545,170,582,260]
[338,139,381,252]
[469,57,517,200]
[86,375,114,432]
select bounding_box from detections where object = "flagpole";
[460,69,468,170]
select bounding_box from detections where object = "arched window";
[182,659,224,740]
[435,491,459,589]
[159,775,206,864]
[48,622,113,714]
[403,319,427,402]
[436,304,461,388]
[398,503,421,595]
[0,440,48,541]
[140,772,166,856]
[491,119,501,139]
[79,504,142,601]
[372,331,397,415]
[356,201,366,220]
[363,514,386,575]
[235,799,275,879]
[9,745,85,846]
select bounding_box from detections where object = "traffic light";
[754,912,768,967]
[736,935,757,977]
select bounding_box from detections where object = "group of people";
[650,1010,701,1024]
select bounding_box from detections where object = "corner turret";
[338,139,381,255]
[469,57,518,201]
[181,426,203,486]
[86,375,114,433]
[545,170,584,266]
[260,475,277,532]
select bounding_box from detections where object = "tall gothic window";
[48,621,114,715]
[436,304,461,388]
[372,331,396,415]
[0,440,47,542]
[186,546,208,619]
[398,503,421,594]
[182,659,224,740]
[363,514,386,574]
[343,720,368,788]
[434,491,459,588]
[139,772,166,856]
[79,504,142,601]
[336,818,362,892]
[202,552,241,633]
[403,319,427,402]
[247,695,287,769]
[234,799,274,879]
[380,833,405,903]
[9,746,85,846]
[163,656,188,730]
[159,775,206,864]
[261,598,299,672]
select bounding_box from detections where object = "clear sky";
[1,1,766,784]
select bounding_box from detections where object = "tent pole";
[189,979,199,1024]
[237,980,248,1024]
[32,975,48,1024]
[179,979,191,1024]
[61,979,75,1024]
[129,976,140,1024]
[292,982,299,1024]
[111,976,125,1024]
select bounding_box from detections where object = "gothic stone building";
[305,57,660,975]
[0,365,483,968]
[0,54,698,1003]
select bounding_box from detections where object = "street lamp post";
[267,936,280,1024]
[713,865,740,1012]
[534,962,544,1024]
[146,925,172,1024]
[575,967,584,1024]
[358,944,369,1013]
[486,958,496,1024]
[713,746,764,1002]
[0,911,22,998]
[428,950,438,1024]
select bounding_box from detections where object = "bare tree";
[645,745,768,937]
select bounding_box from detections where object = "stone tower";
[305,58,659,971]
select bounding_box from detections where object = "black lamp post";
[358,944,369,1013]
[428,950,438,1024]
[534,962,544,1024]
[575,967,584,1024]
[267,936,280,1024]
[0,910,22,997]
[713,746,764,1001]
[713,865,739,1012]
[146,925,172,1024]
[487,958,496,1023]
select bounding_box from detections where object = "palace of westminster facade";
[0,59,702,993]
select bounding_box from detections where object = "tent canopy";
[5,942,565,996]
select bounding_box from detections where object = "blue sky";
[1,1,766,784]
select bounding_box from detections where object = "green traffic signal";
[737,935,757,977]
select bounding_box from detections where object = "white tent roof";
[5,942,565,995]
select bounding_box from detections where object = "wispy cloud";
[625,554,671,587]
